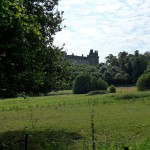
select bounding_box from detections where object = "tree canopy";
[0,0,67,97]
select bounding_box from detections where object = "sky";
[54,0,150,62]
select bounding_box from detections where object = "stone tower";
[87,49,99,65]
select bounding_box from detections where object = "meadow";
[0,87,150,150]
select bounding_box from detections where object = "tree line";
[66,50,150,89]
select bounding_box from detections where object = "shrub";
[91,76,97,91]
[136,73,150,91]
[147,62,150,70]
[108,85,116,93]
[73,75,109,94]
[73,74,91,94]
[144,69,150,74]
[96,78,108,90]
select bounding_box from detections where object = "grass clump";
[87,90,109,95]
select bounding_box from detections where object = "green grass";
[0,87,150,149]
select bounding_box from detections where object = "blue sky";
[54,0,150,62]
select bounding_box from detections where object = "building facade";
[65,49,99,65]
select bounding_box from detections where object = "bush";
[136,73,150,91]
[108,85,116,93]
[96,78,108,90]
[73,74,91,94]
[73,74,109,94]
[91,76,97,91]
[144,69,150,74]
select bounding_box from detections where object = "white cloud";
[54,0,150,62]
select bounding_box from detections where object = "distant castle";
[65,49,99,65]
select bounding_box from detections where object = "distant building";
[65,49,99,65]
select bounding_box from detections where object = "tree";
[0,0,65,97]
[105,54,118,66]
[73,74,91,94]
[103,50,150,85]
[118,51,128,70]
[131,54,147,84]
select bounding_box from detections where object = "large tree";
[0,0,66,97]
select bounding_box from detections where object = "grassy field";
[0,87,150,149]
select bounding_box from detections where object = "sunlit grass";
[116,86,137,93]
[0,87,150,149]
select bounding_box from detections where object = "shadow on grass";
[0,129,83,150]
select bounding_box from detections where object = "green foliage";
[98,51,150,85]
[91,76,98,91]
[144,69,150,74]
[144,62,150,74]
[0,0,67,97]
[66,63,102,88]
[98,64,130,85]
[96,78,108,90]
[73,74,91,94]
[136,62,150,91]
[108,85,116,93]
[146,62,150,70]
[73,73,108,94]
[66,51,150,89]
[136,73,150,91]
